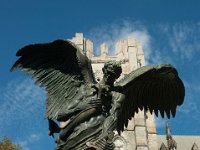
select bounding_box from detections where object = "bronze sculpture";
[11,40,185,150]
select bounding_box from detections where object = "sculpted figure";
[11,40,185,150]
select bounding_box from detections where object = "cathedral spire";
[165,121,177,150]
[166,120,171,140]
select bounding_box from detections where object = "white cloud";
[150,49,167,64]
[158,23,200,61]
[151,23,200,123]
[87,20,152,62]
[87,20,200,118]
[0,77,46,132]
[176,80,200,120]
[86,20,200,65]
[2,21,199,144]
[177,85,200,120]
[177,99,200,121]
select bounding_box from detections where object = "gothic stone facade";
[67,33,200,150]
[69,33,158,150]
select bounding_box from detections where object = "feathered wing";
[115,64,185,133]
[11,40,96,120]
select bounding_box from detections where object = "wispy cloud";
[176,80,200,121]
[178,100,200,115]
[1,20,200,145]
[87,20,200,114]
[86,20,200,135]
[157,23,200,61]
[0,77,46,135]
[152,23,200,122]
[86,21,200,65]
[87,20,152,62]
[0,76,50,149]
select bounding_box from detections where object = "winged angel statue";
[11,40,185,150]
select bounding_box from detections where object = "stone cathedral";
[69,33,200,150]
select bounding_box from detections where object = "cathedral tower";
[69,33,158,150]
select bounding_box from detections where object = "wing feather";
[11,40,95,119]
[115,64,185,133]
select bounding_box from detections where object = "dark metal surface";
[11,40,185,150]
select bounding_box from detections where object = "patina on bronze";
[11,40,185,150]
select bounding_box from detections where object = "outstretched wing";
[115,64,185,133]
[11,40,96,119]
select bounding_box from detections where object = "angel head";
[102,60,122,85]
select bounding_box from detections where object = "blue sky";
[1,0,200,149]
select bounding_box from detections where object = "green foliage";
[0,137,22,150]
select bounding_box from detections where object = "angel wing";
[10,40,96,120]
[114,64,185,133]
